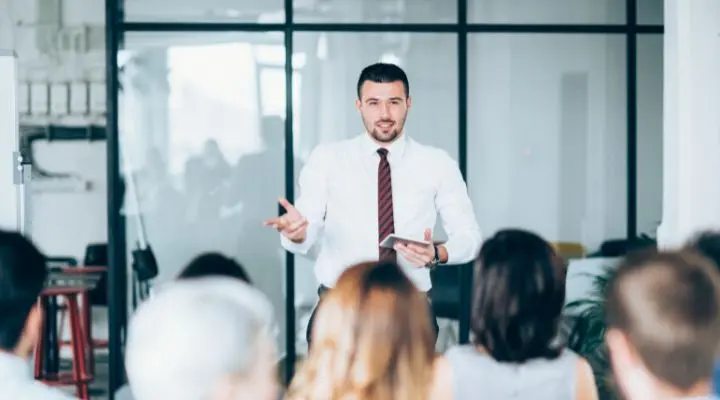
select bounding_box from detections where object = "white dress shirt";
[0,352,75,399]
[282,133,482,291]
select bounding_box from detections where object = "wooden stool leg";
[82,291,95,375]
[33,317,44,379]
[66,295,90,400]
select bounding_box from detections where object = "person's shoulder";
[25,381,76,399]
[407,138,457,164]
[444,344,481,361]
[307,137,357,160]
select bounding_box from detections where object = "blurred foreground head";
[288,261,435,400]
[125,277,278,400]
[605,249,720,399]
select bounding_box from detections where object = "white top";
[0,352,75,400]
[281,133,482,291]
[445,345,579,400]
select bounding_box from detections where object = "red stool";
[34,287,92,400]
[56,266,108,376]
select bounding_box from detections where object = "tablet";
[379,234,431,249]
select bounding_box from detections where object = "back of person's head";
[0,230,47,356]
[177,252,252,284]
[288,261,435,400]
[471,229,565,363]
[605,249,720,398]
[685,230,720,270]
[125,277,278,400]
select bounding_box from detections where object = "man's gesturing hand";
[264,198,308,244]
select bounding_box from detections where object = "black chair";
[429,264,463,349]
[83,243,108,306]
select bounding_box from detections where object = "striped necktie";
[377,148,396,261]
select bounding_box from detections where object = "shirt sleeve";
[435,152,483,265]
[280,144,329,255]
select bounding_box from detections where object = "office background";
[0,0,665,394]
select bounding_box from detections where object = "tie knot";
[377,148,389,158]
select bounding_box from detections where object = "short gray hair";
[125,277,276,399]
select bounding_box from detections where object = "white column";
[657,0,720,248]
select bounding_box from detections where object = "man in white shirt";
[265,63,482,345]
[0,230,74,399]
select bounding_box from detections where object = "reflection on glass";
[637,0,664,25]
[637,35,663,238]
[119,32,288,356]
[469,0,625,24]
[292,32,459,356]
[292,0,457,23]
[123,0,285,23]
[468,34,627,255]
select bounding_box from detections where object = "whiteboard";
[0,50,21,231]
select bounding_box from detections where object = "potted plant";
[563,264,620,400]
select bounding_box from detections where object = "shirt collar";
[0,351,32,381]
[359,132,408,162]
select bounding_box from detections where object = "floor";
[57,354,110,399]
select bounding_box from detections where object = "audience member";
[124,277,278,400]
[605,250,720,400]
[685,230,720,396]
[177,252,252,283]
[0,230,74,399]
[287,261,440,400]
[439,229,598,400]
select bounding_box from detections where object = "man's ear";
[356,98,362,111]
[406,95,412,109]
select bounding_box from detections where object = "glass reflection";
[119,32,289,356]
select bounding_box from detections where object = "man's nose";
[380,103,391,118]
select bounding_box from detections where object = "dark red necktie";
[377,148,396,261]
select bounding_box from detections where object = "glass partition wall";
[105,0,664,394]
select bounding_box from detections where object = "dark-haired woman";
[435,229,598,400]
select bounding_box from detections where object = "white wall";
[657,0,720,248]
[468,34,628,252]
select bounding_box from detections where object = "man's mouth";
[376,121,395,130]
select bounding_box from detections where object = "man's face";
[356,80,411,144]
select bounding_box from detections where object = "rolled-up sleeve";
[435,153,482,265]
[280,145,329,255]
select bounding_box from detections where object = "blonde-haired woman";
[287,261,444,400]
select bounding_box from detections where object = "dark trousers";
[306,285,440,348]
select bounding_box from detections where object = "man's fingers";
[424,228,432,242]
[278,198,299,216]
[394,244,427,266]
[284,218,308,235]
[407,243,430,255]
[264,217,284,228]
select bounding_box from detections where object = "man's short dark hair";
[177,252,251,284]
[471,229,565,363]
[605,249,720,390]
[685,230,720,270]
[356,63,410,99]
[0,230,47,350]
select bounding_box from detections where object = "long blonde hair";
[287,261,436,400]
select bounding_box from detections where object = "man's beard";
[367,118,405,143]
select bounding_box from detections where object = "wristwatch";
[426,245,441,270]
